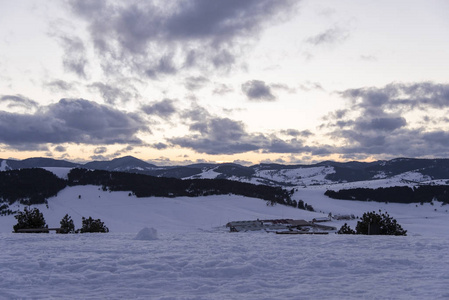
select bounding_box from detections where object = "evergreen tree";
[59,214,75,234]
[79,217,109,233]
[355,210,407,236]
[337,223,356,234]
[13,207,47,233]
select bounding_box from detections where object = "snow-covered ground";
[255,166,335,186]
[42,167,72,179]
[0,232,448,299]
[1,182,449,299]
[0,185,322,233]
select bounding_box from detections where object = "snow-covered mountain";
[2,156,449,186]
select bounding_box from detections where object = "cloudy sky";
[1,0,449,165]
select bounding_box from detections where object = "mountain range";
[2,156,449,186]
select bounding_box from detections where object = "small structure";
[15,227,62,233]
[226,219,336,233]
[312,217,331,223]
[332,214,355,220]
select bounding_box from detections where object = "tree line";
[0,168,293,210]
[325,185,449,204]
[68,168,292,205]
[0,168,66,206]
[13,207,108,233]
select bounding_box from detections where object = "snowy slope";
[1,181,448,237]
[42,167,72,179]
[0,185,322,234]
[0,160,8,171]
[255,166,335,186]
[1,232,448,299]
[1,183,449,299]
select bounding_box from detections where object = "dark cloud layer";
[0,98,146,149]
[169,105,321,155]
[169,117,264,154]
[67,0,297,78]
[326,82,449,158]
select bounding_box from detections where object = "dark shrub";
[355,210,407,236]
[13,207,47,233]
[79,217,109,233]
[337,223,356,234]
[59,214,75,234]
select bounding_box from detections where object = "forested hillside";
[325,185,449,204]
[0,168,66,206]
[0,168,292,211]
[68,168,292,205]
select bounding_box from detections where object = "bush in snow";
[13,207,48,233]
[134,227,158,240]
[78,217,109,233]
[59,214,75,234]
[355,210,407,236]
[337,223,355,234]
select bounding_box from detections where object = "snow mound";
[134,227,158,240]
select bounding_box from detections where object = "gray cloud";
[0,98,146,149]
[94,146,108,154]
[306,26,349,46]
[54,145,67,152]
[0,95,39,111]
[46,80,75,92]
[355,117,407,132]
[281,129,313,137]
[184,76,209,91]
[55,34,89,78]
[67,0,297,78]
[324,82,449,158]
[242,80,275,101]
[169,108,323,155]
[181,103,211,122]
[169,117,263,154]
[263,138,310,154]
[151,142,168,150]
[88,82,138,105]
[341,82,449,111]
[142,99,177,119]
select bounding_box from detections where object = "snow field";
[294,185,449,237]
[255,166,335,186]
[1,181,449,299]
[0,232,448,299]
[0,185,321,234]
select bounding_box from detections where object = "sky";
[1,0,449,165]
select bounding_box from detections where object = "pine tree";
[59,214,75,234]
[337,223,356,234]
[79,216,109,233]
[13,207,47,233]
[355,210,407,236]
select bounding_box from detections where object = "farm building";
[226,219,336,233]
